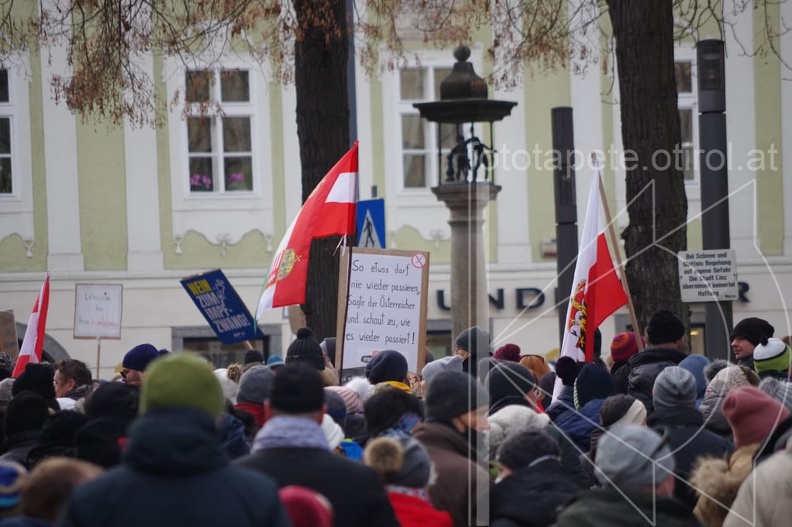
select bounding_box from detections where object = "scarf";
[383,381,412,393]
[252,416,329,452]
[235,402,266,426]
[387,485,430,501]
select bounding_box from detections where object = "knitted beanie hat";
[364,436,433,488]
[325,386,363,414]
[610,332,643,363]
[493,344,521,362]
[122,343,161,372]
[84,382,139,434]
[573,364,615,410]
[595,425,675,488]
[723,386,791,447]
[140,353,224,417]
[236,365,275,405]
[12,363,56,401]
[753,337,791,376]
[486,362,536,405]
[424,370,488,421]
[600,394,646,428]
[455,326,491,357]
[653,366,697,409]
[0,460,27,511]
[555,356,579,387]
[324,389,348,426]
[646,310,686,345]
[270,364,325,414]
[286,328,325,371]
[367,350,408,385]
[679,354,711,402]
[243,349,264,365]
[731,317,775,346]
[759,377,792,414]
[488,405,550,453]
[421,355,463,385]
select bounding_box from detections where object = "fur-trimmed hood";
[689,445,758,527]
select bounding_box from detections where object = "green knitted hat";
[754,338,791,376]
[140,353,224,417]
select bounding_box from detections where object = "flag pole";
[595,163,644,351]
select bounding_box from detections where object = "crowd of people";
[0,317,789,526]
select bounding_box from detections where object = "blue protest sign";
[181,270,262,344]
[356,199,386,248]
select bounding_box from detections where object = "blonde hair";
[518,355,551,381]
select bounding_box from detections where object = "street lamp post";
[413,45,517,342]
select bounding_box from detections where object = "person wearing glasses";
[119,344,162,386]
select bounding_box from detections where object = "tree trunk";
[293,0,350,341]
[605,0,689,334]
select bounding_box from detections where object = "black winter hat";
[270,364,325,414]
[12,363,58,411]
[5,391,48,437]
[455,326,491,358]
[424,370,489,421]
[243,349,264,365]
[286,327,325,371]
[646,310,686,345]
[75,419,124,468]
[573,364,615,410]
[731,317,775,346]
[367,350,408,385]
[555,356,579,387]
[486,362,536,406]
[84,382,140,435]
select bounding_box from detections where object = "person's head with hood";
[573,363,615,410]
[424,370,489,436]
[454,326,491,375]
[678,354,711,407]
[595,424,676,495]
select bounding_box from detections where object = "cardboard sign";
[181,269,262,344]
[0,311,19,359]
[74,284,123,339]
[336,247,429,380]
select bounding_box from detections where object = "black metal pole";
[697,39,732,360]
[552,107,578,348]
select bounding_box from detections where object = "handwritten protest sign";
[336,247,429,380]
[74,284,123,339]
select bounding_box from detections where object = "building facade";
[1,4,792,378]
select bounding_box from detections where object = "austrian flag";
[256,142,359,318]
[560,158,628,364]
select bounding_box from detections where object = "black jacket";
[235,441,399,527]
[553,488,702,527]
[0,430,40,470]
[58,409,289,527]
[490,458,578,527]
[626,347,688,413]
[647,405,733,511]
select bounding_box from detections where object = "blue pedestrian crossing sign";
[356,199,386,248]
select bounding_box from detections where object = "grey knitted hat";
[595,424,675,489]
[236,365,275,405]
[653,366,697,409]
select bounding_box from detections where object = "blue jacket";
[58,409,290,527]
[546,385,575,422]
[553,398,606,453]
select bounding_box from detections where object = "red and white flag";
[256,142,359,318]
[13,274,50,377]
[559,158,628,365]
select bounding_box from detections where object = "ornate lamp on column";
[413,45,517,341]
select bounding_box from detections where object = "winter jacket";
[412,421,489,527]
[217,413,249,460]
[552,488,702,527]
[387,492,453,527]
[689,444,758,527]
[0,430,40,470]
[490,458,578,527]
[553,398,607,454]
[235,430,399,527]
[648,405,734,510]
[626,347,688,413]
[755,414,792,464]
[58,409,290,527]
[0,518,52,527]
[546,386,575,422]
[610,361,630,394]
[724,438,792,527]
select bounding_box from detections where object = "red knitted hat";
[493,343,521,363]
[278,486,333,527]
[723,386,791,448]
[610,332,644,363]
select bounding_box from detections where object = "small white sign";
[678,249,738,303]
[74,284,123,339]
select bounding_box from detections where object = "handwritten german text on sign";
[337,248,429,378]
[74,284,123,339]
[181,270,262,344]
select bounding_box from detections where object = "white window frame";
[675,48,699,186]
[165,57,274,244]
[0,63,34,242]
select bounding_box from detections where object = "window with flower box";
[185,70,255,194]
